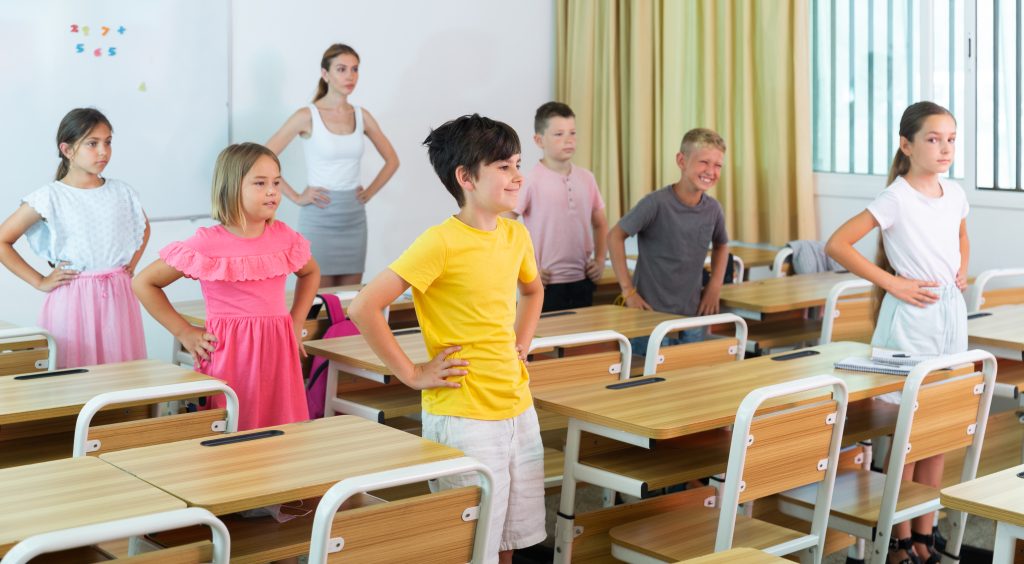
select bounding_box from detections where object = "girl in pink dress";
[134,143,320,430]
[0,108,149,368]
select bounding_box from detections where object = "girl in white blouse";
[0,108,150,368]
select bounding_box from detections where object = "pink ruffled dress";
[161,221,311,430]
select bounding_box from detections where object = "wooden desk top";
[967,305,1024,353]
[532,342,905,440]
[304,305,683,373]
[0,359,218,425]
[533,305,682,339]
[675,547,789,563]
[940,464,1024,527]
[0,457,185,556]
[173,284,414,326]
[101,415,463,515]
[719,271,866,314]
[724,246,781,269]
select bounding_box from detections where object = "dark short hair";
[534,101,575,134]
[423,114,521,207]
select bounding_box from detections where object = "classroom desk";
[967,305,1024,361]
[170,284,417,366]
[101,415,462,516]
[302,305,685,421]
[0,456,186,557]
[718,271,865,321]
[540,341,906,563]
[0,359,219,468]
[676,547,789,563]
[940,464,1024,562]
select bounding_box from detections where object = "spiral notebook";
[870,347,937,367]
[833,356,913,376]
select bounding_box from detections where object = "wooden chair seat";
[341,384,421,421]
[149,493,381,563]
[778,469,939,527]
[752,495,856,558]
[676,547,790,563]
[609,507,805,562]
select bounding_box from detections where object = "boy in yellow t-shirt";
[348,114,545,563]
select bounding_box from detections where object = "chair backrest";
[873,350,997,556]
[703,254,744,284]
[0,507,229,564]
[772,247,794,277]
[0,326,56,376]
[307,456,494,564]
[965,268,1024,311]
[528,330,632,385]
[644,314,747,375]
[716,375,848,554]
[819,279,873,345]
[73,381,239,457]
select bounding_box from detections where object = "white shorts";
[872,285,968,404]
[422,405,546,560]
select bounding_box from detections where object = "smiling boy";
[608,128,730,320]
[349,114,545,564]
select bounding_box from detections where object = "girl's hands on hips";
[955,269,968,291]
[409,345,468,390]
[292,317,307,358]
[297,186,331,208]
[586,259,603,282]
[888,276,940,307]
[177,326,217,365]
[36,261,78,292]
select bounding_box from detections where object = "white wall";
[0,0,556,360]
[815,172,1024,279]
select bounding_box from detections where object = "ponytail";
[313,43,360,103]
[871,101,954,322]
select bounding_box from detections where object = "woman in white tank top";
[267,43,399,286]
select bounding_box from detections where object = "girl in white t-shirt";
[826,101,968,564]
[0,108,150,368]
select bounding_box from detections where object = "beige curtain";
[556,0,815,244]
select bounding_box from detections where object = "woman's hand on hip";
[297,186,331,208]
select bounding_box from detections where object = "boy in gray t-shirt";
[608,128,730,317]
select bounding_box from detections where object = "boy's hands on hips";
[409,345,468,389]
[697,285,722,315]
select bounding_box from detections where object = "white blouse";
[22,178,147,272]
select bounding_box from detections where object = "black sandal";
[911,530,958,563]
[888,537,921,564]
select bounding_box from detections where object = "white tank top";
[301,103,364,191]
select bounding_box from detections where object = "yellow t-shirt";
[389,216,539,420]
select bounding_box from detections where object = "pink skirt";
[38,267,147,368]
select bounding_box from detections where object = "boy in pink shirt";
[509,102,608,312]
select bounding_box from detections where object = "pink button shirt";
[514,162,605,284]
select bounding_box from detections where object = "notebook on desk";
[870,347,937,367]
[834,356,913,376]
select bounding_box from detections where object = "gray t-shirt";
[618,185,728,315]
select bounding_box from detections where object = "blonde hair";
[680,128,727,155]
[314,43,360,102]
[210,143,280,227]
[872,101,955,321]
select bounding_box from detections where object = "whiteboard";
[0,0,229,220]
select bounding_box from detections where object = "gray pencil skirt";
[297,189,367,275]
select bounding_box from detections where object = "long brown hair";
[313,43,360,102]
[55,108,113,180]
[872,101,956,321]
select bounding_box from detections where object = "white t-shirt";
[866,176,969,286]
[21,178,147,272]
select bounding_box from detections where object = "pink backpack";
[306,293,360,418]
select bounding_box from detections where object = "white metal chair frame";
[307,456,495,564]
[818,278,873,345]
[609,375,849,563]
[0,326,57,372]
[72,380,240,457]
[779,350,998,564]
[529,330,632,380]
[965,267,1024,312]
[0,507,230,564]
[644,313,748,375]
[772,247,794,278]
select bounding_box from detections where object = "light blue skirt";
[297,189,367,276]
[872,285,967,403]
